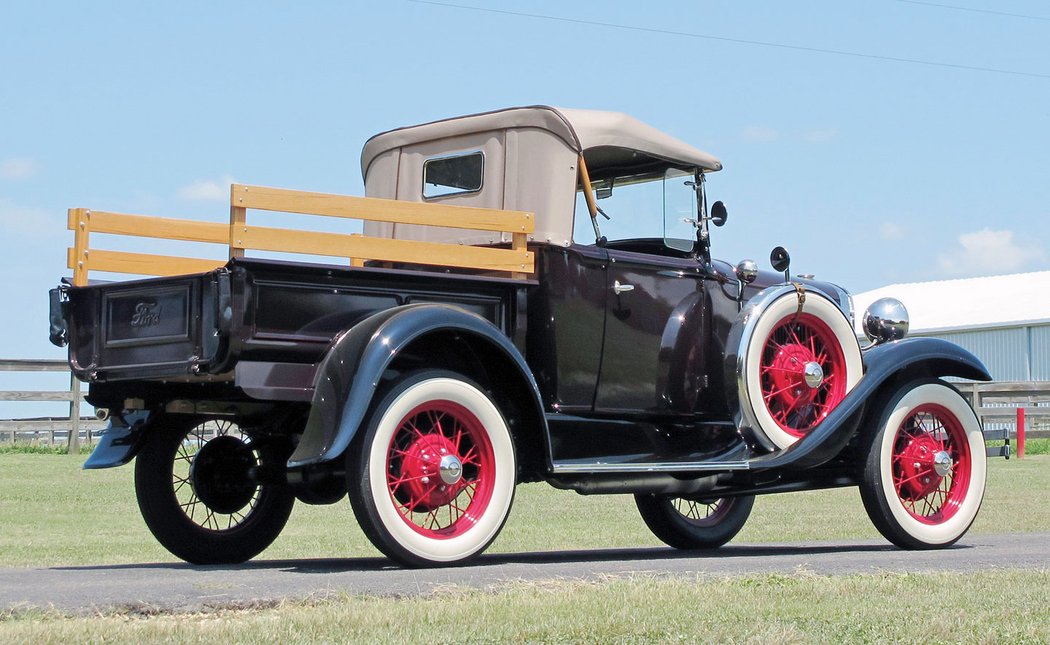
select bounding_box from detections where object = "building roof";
[361,105,723,180]
[853,270,1050,334]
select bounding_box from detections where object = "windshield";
[574,167,698,251]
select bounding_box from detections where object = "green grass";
[0,452,1047,568]
[1023,437,1050,455]
[2,452,1048,642]
[3,572,1049,643]
[0,444,92,456]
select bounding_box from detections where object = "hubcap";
[439,454,464,485]
[803,361,824,388]
[933,450,953,477]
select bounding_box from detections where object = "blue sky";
[2,0,1049,377]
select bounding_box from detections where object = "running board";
[549,459,751,474]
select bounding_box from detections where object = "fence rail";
[0,359,106,451]
[2,364,1047,453]
[963,381,1050,433]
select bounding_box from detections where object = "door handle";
[613,280,635,295]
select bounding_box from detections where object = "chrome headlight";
[862,297,909,344]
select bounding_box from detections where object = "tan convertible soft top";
[360,106,722,247]
[361,105,722,178]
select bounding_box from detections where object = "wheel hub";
[769,344,821,406]
[897,433,951,499]
[189,435,257,514]
[397,433,465,511]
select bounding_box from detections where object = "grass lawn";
[3,571,1049,643]
[1,443,1048,642]
[1,445,1047,568]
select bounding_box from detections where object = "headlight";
[863,297,909,344]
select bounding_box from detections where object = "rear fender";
[287,304,546,468]
[748,337,991,471]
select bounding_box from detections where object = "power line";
[409,0,1050,80]
[894,0,1050,22]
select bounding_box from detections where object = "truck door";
[595,247,707,414]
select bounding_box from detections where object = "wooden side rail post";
[68,208,90,287]
[229,184,246,260]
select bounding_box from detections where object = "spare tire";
[729,284,862,450]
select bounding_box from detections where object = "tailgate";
[61,271,229,381]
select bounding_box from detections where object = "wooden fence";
[0,359,106,452]
[962,381,1050,436]
[1,366,1045,453]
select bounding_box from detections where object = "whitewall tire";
[738,288,862,450]
[859,380,986,549]
[348,370,516,567]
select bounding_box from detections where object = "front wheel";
[859,380,987,549]
[635,494,755,550]
[134,416,295,564]
[348,370,517,567]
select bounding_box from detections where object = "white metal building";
[852,271,1050,382]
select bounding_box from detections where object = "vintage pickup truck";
[50,106,996,567]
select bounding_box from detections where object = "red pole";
[1016,407,1026,459]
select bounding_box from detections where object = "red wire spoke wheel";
[860,380,986,549]
[385,400,495,538]
[890,404,972,524]
[759,313,848,437]
[737,287,862,450]
[349,371,516,567]
[635,495,755,550]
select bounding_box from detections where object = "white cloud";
[741,125,780,143]
[937,228,1045,277]
[880,222,906,240]
[799,127,839,144]
[178,175,235,202]
[0,158,39,181]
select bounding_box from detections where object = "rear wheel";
[859,380,986,549]
[134,416,294,564]
[635,494,755,549]
[348,370,516,567]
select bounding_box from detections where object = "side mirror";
[770,246,790,273]
[770,246,791,281]
[710,201,727,227]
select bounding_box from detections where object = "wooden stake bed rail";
[67,184,535,286]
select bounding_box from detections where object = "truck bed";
[59,257,529,386]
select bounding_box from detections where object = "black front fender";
[748,337,991,471]
[287,304,545,468]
